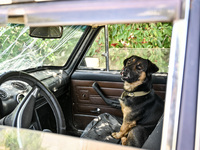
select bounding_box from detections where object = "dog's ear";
[147,59,159,74]
[123,57,129,66]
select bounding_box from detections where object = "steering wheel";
[0,71,66,134]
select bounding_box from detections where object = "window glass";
[79,23,172,73]
[79,28,106,70]
[109,48,169,72]
[108,23,172,72]
[0,24,87,73]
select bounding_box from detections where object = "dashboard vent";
[0,90,7,98]
[11,82,27,91]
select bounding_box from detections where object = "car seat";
[81,113,163,150]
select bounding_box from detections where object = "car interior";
[69,25,168,149]
[0,23,170,149]
[1,0,197,149]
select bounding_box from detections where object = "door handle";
[92,82,121,109]
[90,108,101,114]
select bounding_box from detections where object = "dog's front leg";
[121,137,128,145]
[112,120,136,139]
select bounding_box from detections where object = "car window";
[79,23,172,73]
[0,24,87,73]
[79,28,106,70]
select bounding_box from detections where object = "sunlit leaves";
[0,25,86,73]
[108,23,172,49]
[107,23,172,72]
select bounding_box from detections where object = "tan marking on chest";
[119,100,132,118]
[124,71,146,92]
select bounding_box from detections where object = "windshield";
[0,24,87,74]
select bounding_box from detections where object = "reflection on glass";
[0,25,87,74]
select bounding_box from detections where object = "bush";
[86,23,172,72]
[108,22,172,48]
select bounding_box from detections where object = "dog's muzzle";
[120,67,129,81]
[120,67,124,75]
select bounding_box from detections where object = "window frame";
[79,24,171,73]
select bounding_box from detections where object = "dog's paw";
[121,137,128,145]
[112,132,121,139]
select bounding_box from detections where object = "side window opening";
[79,27,106,70]
[79,23,172,73]
[109,48,170,72]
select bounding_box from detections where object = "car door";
[70,24,169,131]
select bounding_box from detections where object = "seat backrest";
[142,115,163,150]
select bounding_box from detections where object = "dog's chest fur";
[119,92,157,124]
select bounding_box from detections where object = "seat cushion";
[81,113,122,144]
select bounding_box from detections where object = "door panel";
[71,71,167,130]
[71,79,123,130]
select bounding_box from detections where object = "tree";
[86,22,172,72]
[109,22,172,48]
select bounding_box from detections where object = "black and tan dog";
[112,55,164,147]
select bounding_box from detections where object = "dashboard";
[0,69,68,131]
[0,80,31,116]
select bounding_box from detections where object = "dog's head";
[121,55,158,92]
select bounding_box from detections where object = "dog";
[112,55,164,147]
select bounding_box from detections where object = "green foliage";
[4,130,19,150]
[86,28,105,57]
[86,29,106,68]
[0,23,172,72]
[0,25,86,73]
[0,129,46,150]
[108,23,172,72]
[109,48,170,72]
[85,23,172,72]
[108,22,172,48]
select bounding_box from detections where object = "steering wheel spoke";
[15,87,39,128]
[0,71,66,134]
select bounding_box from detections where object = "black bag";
[81,113,122,144]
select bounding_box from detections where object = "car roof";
[0,0,181,27]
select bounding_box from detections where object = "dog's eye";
[126,60,131,66]
[136,64,142,70]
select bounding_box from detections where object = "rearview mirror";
[29,26,63,39]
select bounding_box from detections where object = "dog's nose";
[120,70,123,75]
[120,67,124,75]
[121,67,128,76]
